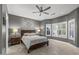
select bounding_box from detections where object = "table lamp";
[13,28,18,37]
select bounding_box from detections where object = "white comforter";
[22,35,48,49]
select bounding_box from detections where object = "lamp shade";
[37,29,40,32]
[13,28,18,33]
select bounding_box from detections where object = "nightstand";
[9,37,21,46]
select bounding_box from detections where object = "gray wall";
[0,4,7,54]
[8,8,79,46]
[76,8,79,47]
[0,4,2,54]
[40,8,78,45]
[9,14,41,33]
[0,4,8,54]
[2,4,9,54]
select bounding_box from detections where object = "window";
[52,21,67,38]
[68,19,75,41]
[57,22,67,38]
[46,24,52,36]
[52,23,58,37]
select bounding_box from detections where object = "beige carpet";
[7,39,79,55]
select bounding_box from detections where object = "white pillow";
[23,33,36,36]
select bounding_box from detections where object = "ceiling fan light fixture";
[51,13,55,16]
[33,5,51,16]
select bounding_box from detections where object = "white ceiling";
[7,4,79,21]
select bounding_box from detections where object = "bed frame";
[21,30,36,37]
[21,30,49,53]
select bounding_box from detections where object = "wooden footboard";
[21,41,49,53]
[27,41,49,53]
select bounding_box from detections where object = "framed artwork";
[68,19,75,41]
[46,24,52,36]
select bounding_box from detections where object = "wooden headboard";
[21,30,36,37]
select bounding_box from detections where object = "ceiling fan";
[33,5,51,16]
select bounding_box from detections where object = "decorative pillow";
[23,33,29,36]
[23,33,37,36]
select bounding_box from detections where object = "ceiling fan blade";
[36,5,41,11]
[43,6,51,11]
[40,6,43,11]
[33,12,40,13]
[43,12,49,15]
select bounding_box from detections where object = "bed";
[21,30,49,53]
